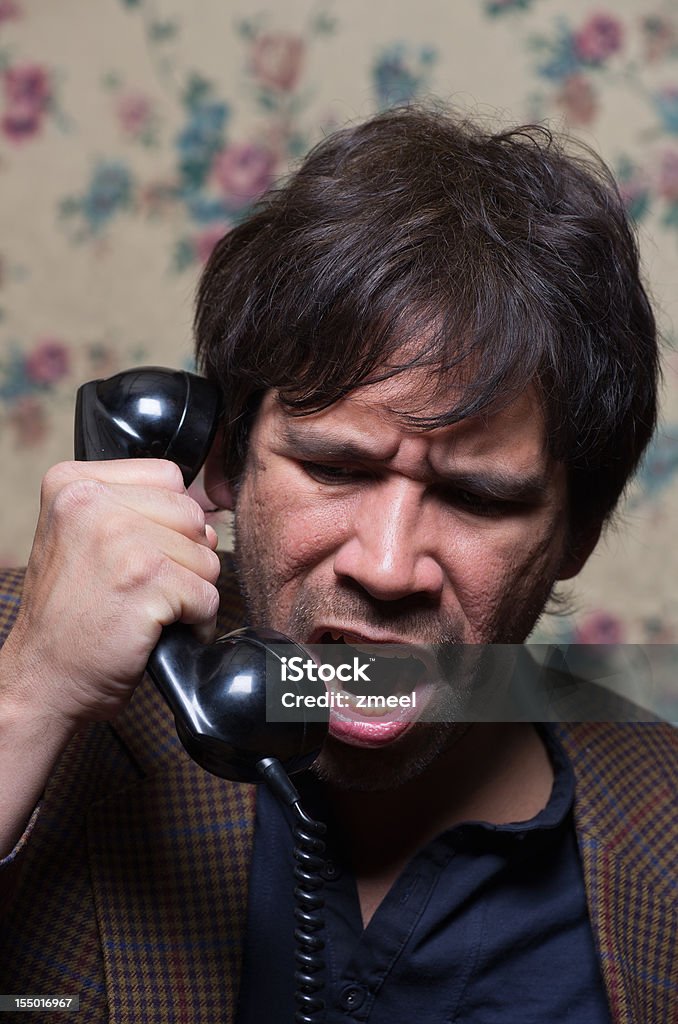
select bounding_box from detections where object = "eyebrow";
[278,424,550,502]
[434,469,549,503]
[279,424,387,462]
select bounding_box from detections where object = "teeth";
[339,692,412,718]
[325,630,407,655]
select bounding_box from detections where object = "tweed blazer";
[0,563,676,1024]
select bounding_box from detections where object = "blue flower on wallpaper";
[531,20,580,81]
[82,162,133,227]
[59,160,134,236]
[0,347,38,401]
[653,85,678,134]
[184,194,229,224]
[175,99,229,193]
[372,43,437,108]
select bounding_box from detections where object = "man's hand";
[2,458,221,729]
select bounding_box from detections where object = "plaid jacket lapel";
[87,756,255,1024]
[558,722,678,1024]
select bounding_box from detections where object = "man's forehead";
[258,374,550,469]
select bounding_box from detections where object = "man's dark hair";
[195,105,659,546]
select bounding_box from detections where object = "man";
[0,107,675,1022]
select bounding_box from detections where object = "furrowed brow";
[278,424,385,461]
[278,423,551,500]
[440,469,549,502]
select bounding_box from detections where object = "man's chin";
[310,722,470,793]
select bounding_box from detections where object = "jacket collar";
[87,670,256,1022]
[557,722,676,1024]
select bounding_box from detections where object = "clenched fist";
[4,458,222,727]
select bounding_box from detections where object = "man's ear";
[557,522,603,581]
[199,427,236,511]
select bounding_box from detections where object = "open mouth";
[308,629,439,748]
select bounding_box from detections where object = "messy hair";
[195,105,659,544]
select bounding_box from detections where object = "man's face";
[215,370,578,789]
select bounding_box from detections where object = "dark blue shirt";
[236,726,612,1022]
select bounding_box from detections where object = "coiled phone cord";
[258,758,328,1024]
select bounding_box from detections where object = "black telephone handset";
[74,367,328,784]
[75,366,329,1023]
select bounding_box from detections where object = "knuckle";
[41,461,78,502]
[117,547,169,591]
[49,477,105,522]
[154,460,185,493]
[203,547,222,584]
[179,494,207,536]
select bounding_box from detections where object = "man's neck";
[327,723,554,927]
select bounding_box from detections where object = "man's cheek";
[280,494,349,569]
[277,520,334,576]
[444,535,512,624]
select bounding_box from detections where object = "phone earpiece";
[74,367,328,782]
[75,366,221,486]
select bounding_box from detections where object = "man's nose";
[332,479,444,602]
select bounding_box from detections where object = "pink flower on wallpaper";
[193,223,229,264]
[8,395,47,447]
[251,32,305,92]
[5,63,50,108]
[116,92,153,139]
[574,13,624,64]
[658,149,678,201]
[0,0,20,24]
[556,74,596,125]
[1,106,35,141]
[1,63,51,142]
[573,610,625,645]
[212,142,276,206]
[25,339,70,385]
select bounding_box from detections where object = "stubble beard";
[233,511,556,793]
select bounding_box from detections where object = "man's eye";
[448,489,516,518]
[300,461,363,484]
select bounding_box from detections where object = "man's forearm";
[0,634,76,859]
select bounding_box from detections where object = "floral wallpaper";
[1,0,678,700]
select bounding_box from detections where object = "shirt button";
[321,858,341,881]
[339,984,366,1011]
